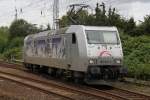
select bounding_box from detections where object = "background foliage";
[0,3,149,80]
[0,19,41,61]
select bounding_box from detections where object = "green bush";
[6,37,24,49]
[0,37,23,61]
[2,47,22,61]
[0,27,9,53]
[121,34,150,80]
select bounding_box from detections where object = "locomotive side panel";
[24,34,66,69]
[23,32,81,71]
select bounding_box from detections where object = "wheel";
[48,68,56,77]
[56,69,63,78]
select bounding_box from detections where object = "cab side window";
[72,33,76,44]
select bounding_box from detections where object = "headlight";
[116,59,121,64]
[89,60,94,64]
[89,59,97,64]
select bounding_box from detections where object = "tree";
[140,15,150,35]
[124,17,136,35]
[59,2,142,37]
[0,27,9,53]
[127,16,150,36]
[86,14,95,25]
[9,19,39,39]
[59,10,89,27]
[95,3,108,26]
[59,15,71,28]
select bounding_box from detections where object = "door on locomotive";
[65,33,78,69]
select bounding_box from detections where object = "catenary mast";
[53,0,59,30]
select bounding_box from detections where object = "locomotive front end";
[85,27,127,82]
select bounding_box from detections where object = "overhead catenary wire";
[0,0,106,27]
[0,0,46,19]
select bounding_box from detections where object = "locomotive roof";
[84,26,117,31]
[24,25,117,40]
[24,27,68,40]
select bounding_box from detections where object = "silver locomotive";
[23,25,127,84]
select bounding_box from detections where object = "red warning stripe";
[99,50,111,57]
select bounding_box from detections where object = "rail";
[0,61,150,100]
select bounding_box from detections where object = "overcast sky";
[0,0,150,27]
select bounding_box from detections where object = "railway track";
[0,61,150,100]
[0,72,73,100]
[0,70,107,100]
[106,88,150,100]
[0,60,23,70]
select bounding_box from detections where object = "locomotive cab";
[66,25,127,83]
[84,27,127,82]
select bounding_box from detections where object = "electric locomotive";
[23,25,127,84]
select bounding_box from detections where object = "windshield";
[86,30,119,44]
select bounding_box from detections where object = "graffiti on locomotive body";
[51,37,66,59]
[25,36,66,59]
